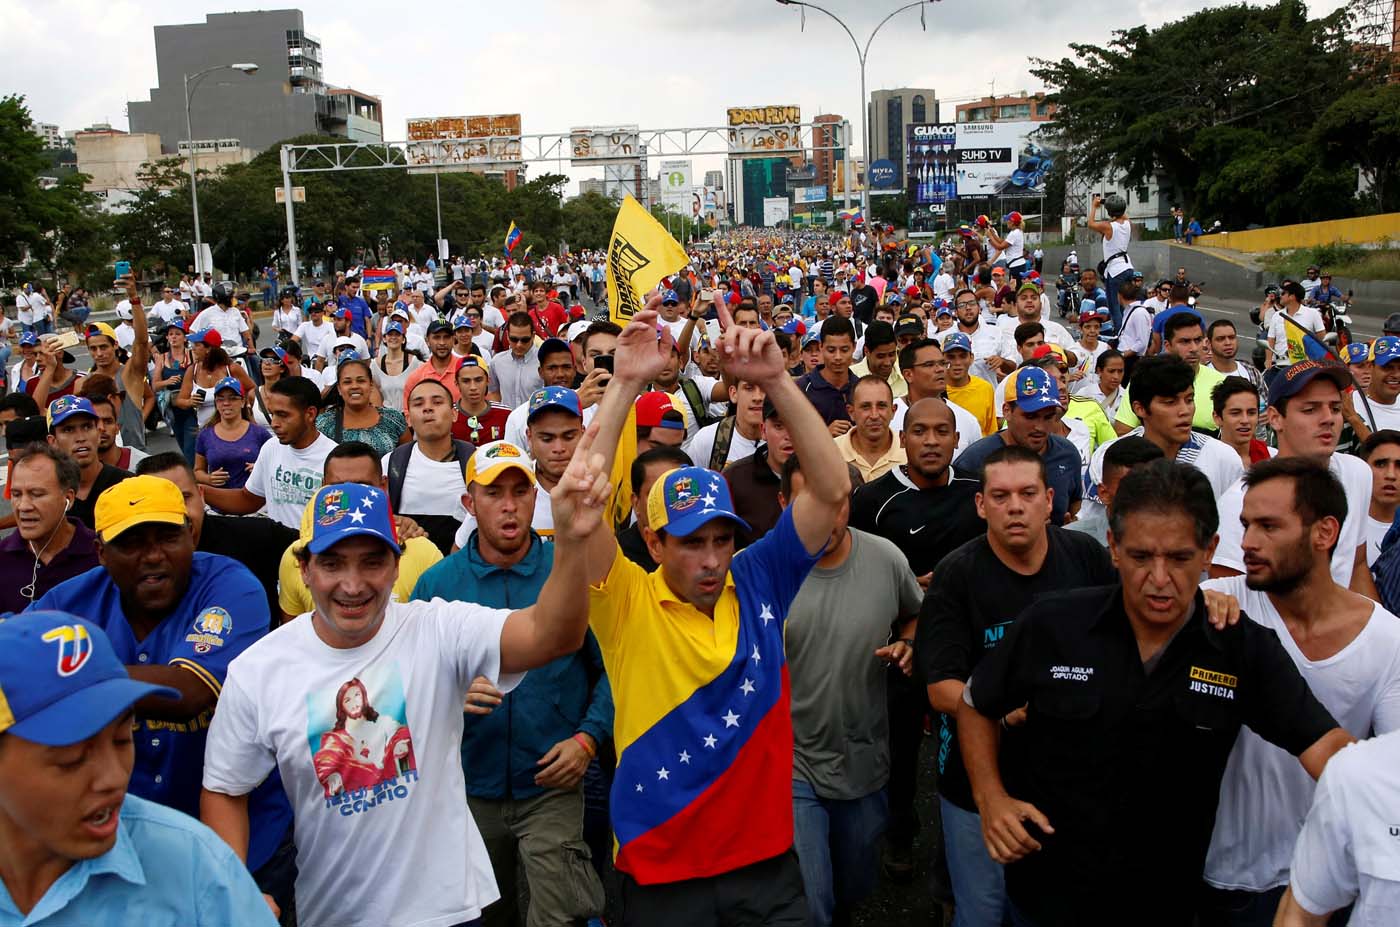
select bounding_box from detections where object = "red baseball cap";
[828,290,846,307]
[904,286,919,297]
[635,392,685,430]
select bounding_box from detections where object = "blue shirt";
[1150,303,1205,338]
[32,553,291,870]
[337,295,373,338]
[0,794,277,927]
[411,533,613,800]
[955,432,1084,526]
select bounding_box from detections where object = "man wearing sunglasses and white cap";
[0,611,277,925]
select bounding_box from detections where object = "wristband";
[572,733,596,758]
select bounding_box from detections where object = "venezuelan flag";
[504,222,523,255]
[837,207,863,222]
[1279,312,1332,365]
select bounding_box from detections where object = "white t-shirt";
[1203,575,1400,893]
[1213,453,1371,586]
[1002,227,1025,264]
[382,445,468,522]
[994,315,1075,360]
[1288,731,1400,925]
[192,306,250,352]
[453,496,554,550]
[318,333,371,364]
[272,306,303,335]
[934,325,1002,386]
[1268,306,1327,363]
[683,421,761,470]
[891,396,978,461]
[294,320,336,361]
[1368,515,1391,567]
[1071,341,1110,395]
[1353,391,1400,434]
[202,601,520,927]
[1086,427,1242,508]
[243,434,339,529]
[932,272,955,301]
[150,298,187,326]
[27,292,52,322]
[1117,302,1154,356]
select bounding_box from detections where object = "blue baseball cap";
[47,395,97,428]
[1342,342,1371,365]
[1372,337,1400,367]
[661,289,680,306]
[258,345,287,363]
[213,376,242,397]
[0,612,178,746]
[942,332,973,354]
[780,317,807,336]
[1267,358,1352,408]
[18,332,38,347]
[306,483,402,556]
[646,466,751,538]
[1010,367,1061,413]
[384,321,405,336]
[336,350,363,363]
[526,386,583,422]
[451,315,472,330]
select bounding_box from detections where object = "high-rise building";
[955,91,1055,124]
[33,122,64,149]
[811,114,845,192]
[127,10,383,155]
[867,88,938,187]
[704,170,724,191]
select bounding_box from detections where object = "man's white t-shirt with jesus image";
[203,600,522,927]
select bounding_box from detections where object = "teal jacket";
[411,531,613,800]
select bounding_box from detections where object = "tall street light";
[775,0,937,222]
[184,62,258,275]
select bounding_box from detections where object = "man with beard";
[937,289,1001,386]
[1211,360,1378,598]
[1199,458,1400,926]
[411,439,611,927]
[45,396,129,530]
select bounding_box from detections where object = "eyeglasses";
[954,301,978,310]
[908,359,949,370]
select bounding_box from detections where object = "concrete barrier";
[1194,213,1400,252]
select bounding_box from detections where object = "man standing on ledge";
[579,298,850,925]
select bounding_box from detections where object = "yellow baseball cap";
[93,475,187,542]
[84,322,119,343]
[456,355,490,378]
[466,440,536,487]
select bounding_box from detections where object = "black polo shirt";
[848,465,983,578]
[919,527,1114,812]
[965,584,1337,927]
[796,367,854,426]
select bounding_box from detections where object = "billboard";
[869,159,899,190]
[727,104,802,155]
[659,159,693,211]
[569,125,640,165]
[406,114,522,174]
[762,197,790,227]
[954,121,1052,197]
[907,123,957,206]
[793,185,828,205]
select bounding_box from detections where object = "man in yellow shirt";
[940,333,996,436]
[835,375,906,482]
[276,441,442,623]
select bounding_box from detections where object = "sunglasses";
[507,335,534,345]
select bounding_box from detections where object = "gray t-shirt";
[785,528,923,800]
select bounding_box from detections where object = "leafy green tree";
[1314,83,1400,212]
[1032,0,1363,225]
[561,192,619,250]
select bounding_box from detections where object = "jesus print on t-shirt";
[310,670,416,799]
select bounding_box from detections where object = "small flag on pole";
[524,244,533,258]
[504,222,523,255]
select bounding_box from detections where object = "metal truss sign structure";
[278,121,849,284]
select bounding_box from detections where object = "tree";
[1031,0,1363,225]
[561,192,619,250]
[870,193,908,229]
[1314,83,1400,213]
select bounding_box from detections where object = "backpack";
[678,378,720,431]
[385,439,475,510]
[708,416,737,471]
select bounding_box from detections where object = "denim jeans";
[939,796,1006,927]
[1105,268,1134,334]
[792,779,888,927]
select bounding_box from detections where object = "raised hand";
[716,305,786,386]
[612,292,672,386]
[550,422,612,543]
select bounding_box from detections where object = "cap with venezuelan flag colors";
[646,467,751,538]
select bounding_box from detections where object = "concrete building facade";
[867,88,937,187]
[75,131,163,192]
[127,10,382,155]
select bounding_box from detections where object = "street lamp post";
[184,62,258,276]
[775,0,937,223]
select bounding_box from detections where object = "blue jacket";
[410,531,613,800]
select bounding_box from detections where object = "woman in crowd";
[371,321,421,413]
[314,355,408,455]
[176,329,255,457]
[194,377,270,491]
[249,346,286,427]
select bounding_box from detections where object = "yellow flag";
[606,195,689,328]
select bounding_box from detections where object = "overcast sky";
[8,0,1351,193]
